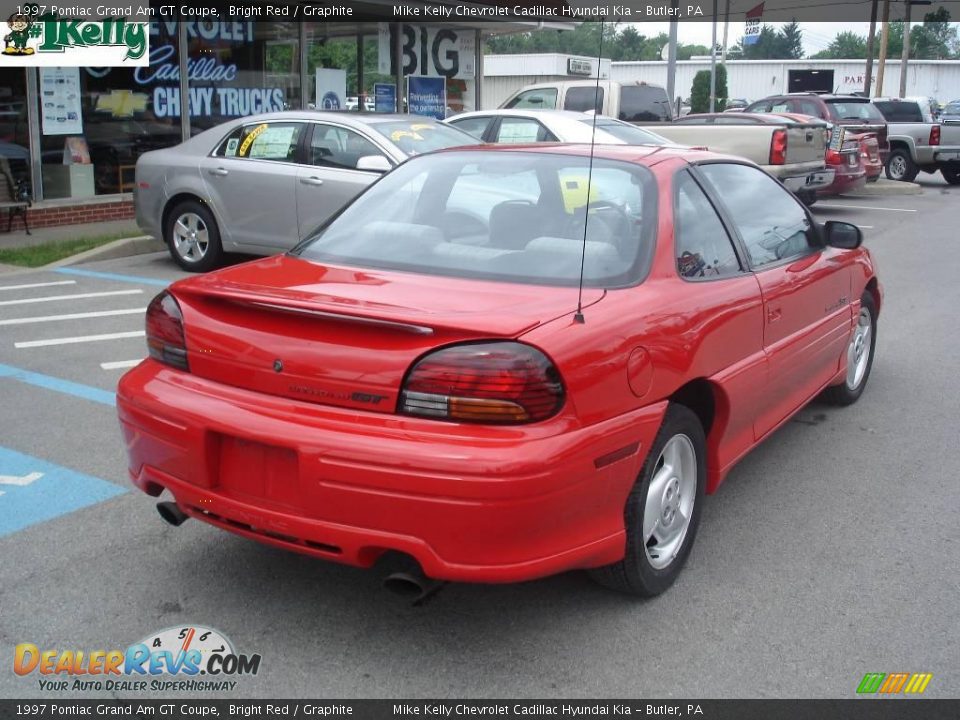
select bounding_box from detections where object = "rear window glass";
[619,85,672,122]
[564,86,604,113]
[585,119,670,144]
[297,151,658,289]
[367,120,479,155]
[872,101,924,123]
[826,100,886,123]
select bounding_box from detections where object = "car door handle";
[767,308,782,323]
[300,176,324,187]
[207,167,229,177]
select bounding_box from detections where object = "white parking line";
[0,280,77,292]
[0,289,143,307]
[0,308,146,326]
[15,331,146,349]
[816,203,917,212]
[100,360,143,370]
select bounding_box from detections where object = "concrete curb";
[0,235,164,276]
[845,179,923,197]
[47,235,164,268]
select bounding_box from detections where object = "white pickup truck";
[871,97,960,184]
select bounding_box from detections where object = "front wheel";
[165,200,223,273]
[823,291,877,406]
[942,166,960,185]
[589,404,706,597]
[885,148,919,183]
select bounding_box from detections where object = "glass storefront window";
[0,69,30,196]
[186,21,301,133]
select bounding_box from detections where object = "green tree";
[690,64,728,113]
[810,31,868,59]
[779,20,804,59]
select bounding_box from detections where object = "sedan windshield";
[369,120,480,155]
[296,151,657,288]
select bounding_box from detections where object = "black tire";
[589,404,706,597]
[942,167,960,185]
[823,291,878,406]
[866,174,880,183]
[164,199,224,273]
[885,148,919,183]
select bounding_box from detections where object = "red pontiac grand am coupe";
[117,144,881,597]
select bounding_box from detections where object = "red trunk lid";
[171,255,601,412]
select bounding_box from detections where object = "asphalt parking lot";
[0,175,957,699]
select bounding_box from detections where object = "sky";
[632,21,960,55]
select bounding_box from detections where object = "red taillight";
[146,291,189,371]
[929,125,940,146]
[826,149,843,166]
[769,128,787,165]
[399,342,564,424]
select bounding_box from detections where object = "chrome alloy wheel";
[172,212,210,263]
[846,306,873,391]
[643,434,697,570]
[888,155,907,180]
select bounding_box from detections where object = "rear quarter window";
[872,101,924,123]
[619,85,671,122]
[564,86,604,113]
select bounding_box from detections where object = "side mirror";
[355,155,392,173]
[824,221,862,249]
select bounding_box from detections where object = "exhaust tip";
[156,501,189,527]
[383,572,428,599]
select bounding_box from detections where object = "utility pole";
[709,0,718,112]
[876,0,890,97]
[864,0,879,95]
[667,0,678,114]
[721,0,731,61]
[900,0,913,98]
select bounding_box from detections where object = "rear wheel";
[165,200,223,272]
[942,167,960,185]
[589,404,706,597]
[823,291,877,406]
[885,148,919,183]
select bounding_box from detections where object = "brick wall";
[5,199,135,232]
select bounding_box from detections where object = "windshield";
[296,151,658,288]
[369,120,480,155]
[585,119,671,145]
[943,101,960,114]
[826,100,886,123]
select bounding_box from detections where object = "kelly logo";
[2,7,148,66]
[856,672,933,695]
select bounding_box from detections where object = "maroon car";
[746,93,889,164]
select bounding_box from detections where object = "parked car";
[501,79,674,122]
[745,93,890,164]
[870,97,960,184]
[446,109,675,146]
[118,144,881,598]
[724,98,749,111]
[941,100,960,124]
[850,132,883,183]
[134,112,480,271]
[658,112,834,203]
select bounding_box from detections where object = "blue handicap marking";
[0,446,127,537]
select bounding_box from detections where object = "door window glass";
[446,116,492,139]
[564,86,604,113]
[699,163,815,268]
[495,118,556,144]
[216,122,303,162]
[308,125,382,169]
[674,171,741,279]
[504,88,558,110]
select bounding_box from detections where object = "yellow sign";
[238,123,269,157]
[95,90,148,118]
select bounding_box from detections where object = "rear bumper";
[782,168,836,192]
[117,362,666,583]
[934,149,960,165]
[819,167,867,196]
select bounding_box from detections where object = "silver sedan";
[135,112,479,271]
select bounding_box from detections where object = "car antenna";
[574,17,606,325]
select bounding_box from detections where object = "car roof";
[220,111,439,127]
[431,142,722,167]
[453,109,598,121]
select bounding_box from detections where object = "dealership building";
[0,9,572,231]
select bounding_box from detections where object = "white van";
[500,80,673,123]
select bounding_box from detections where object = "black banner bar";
[2,700,959,720]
